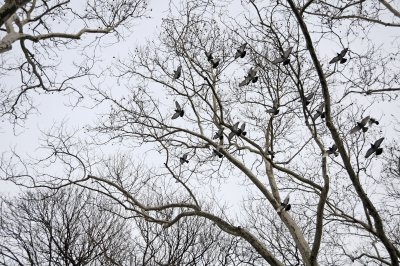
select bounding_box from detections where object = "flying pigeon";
[173,65,182,80]
[323,144,339,157]
[213,128,224,140]
[228,122,246,140]
[350,116,371,134]
[213,148,224,158]
[180,153,189,164]
[299,92,315,106]
[329,48,349,64]
[210,58,220,68]
[239,67,259,87]
[267,99,280,115]
[235,43,247,59]
[278,195,291,213]
[172,101,184,119]
[369,118,379,126]
[272,47,293,65]
[365,137,384,158]
[313,103,326,121]
[205,51,213,62]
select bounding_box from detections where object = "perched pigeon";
[323,144,339,157]
[210,58,220,69]
[350,116,371,134]
[278,195,291,213]
[239,67,259,87]
[329,48,349,64]
[172,101,184,119]
[180,153,189,164]
[299,92,315,106]
[313,103,326,121]
[272,47,293,65]
[267,99,280,115]
[205,51,213,62]
[213,148,224,158]
[173,65,182,80]
[237,123,247,136]
[267,150,276,159]
[235,43,247,59]
[213,128,224,140]
[365,137,384,158]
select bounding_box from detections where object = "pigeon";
[213,128,224,140]
[173,65,182,80]
[329,48,349,64]
[228,122,246,140]
[180,153,189,164]
[267,99,280,115]
[172,101,184,119]
[323,144,339,157]
[365,137,384,158]
[205,51,213,62]
[350,116,371,134]
[267,150,276,159]
[313,103,326,121]
[299,92,315,106]
[210,58,220,68]
[272,47,293,65]
[239,67,259,87]
[213,148,224,158]
[234,43,247,59]
[369,118,379,126]
[278,195,291,213]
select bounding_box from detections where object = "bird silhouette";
[313,103,326,121]
[278,195,291,213]
[172,101,184,119]
[323,144,339,157]
[272,47,293,65]
[210,58,220,68]
[173,65,182,80]
[239,67,259,87]
[213,148,224,158]
[267,150,276,159]
[365,137,384,158]
[350,116,371,134]
[267,99,280,115]
[228,122,246,140]
[180,153,189,164]
[213,128,224,140]
[235,43,247,59]
[369,118,379,126]
[329,48,349,64]
[205,51,213,62]
[299,92,315,106]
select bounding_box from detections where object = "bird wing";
[240,123,246,132]
[232,122,239,131]
[331,144,337,151]
[182,153,188,160]
[318,103,325,112]
[175,101,181,110]
[228,131,235,140]
[313,112,320,121]
[267,108,275,113]
[360,116,370,126]
[350,125,361,134]
[272,56,284,64]
[239,43,247,51]
[171,112,180,119]
[340,48,349,57]
[365,147,375,158]
[329,55,340,64]
[283,195,290,205]
[239,76,251,87]
[306,92,314,101]
[283,47,293,59]
[374,137,384,148]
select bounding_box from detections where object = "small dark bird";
[239,67,259,87]
[213,128,224,140]
[323,144,339,157]
[313,103,326,121]
[365,137,384,158]
[210,58,220,68]
[369,118,379,126]
[172,101,184,119]
[299,92,315,106]
[329,48,349,64]
[267,150,276,159]
[205,51,213,62]
[237,123,247,136]
[350,116,371,134]
[228,122,246,140]
[272,47,293,65]
[173,65,182,80]
[267,99,280,115]
[213,148,224,158]
[180,153,189,164]
[278,195,291,213]
[235,43,247,59]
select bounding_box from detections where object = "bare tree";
[0,0,148,124]
[2,0,400,265]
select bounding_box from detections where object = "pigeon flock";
[169,44,385,214]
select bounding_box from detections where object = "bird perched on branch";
[272,47,293,65]
[267,99,280,115]
[234,43,247,59]
[329,48,349,64]
[172,101,184,119]
[277,195,291,213]
[212,148,224,158]
[365,137,384,158]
